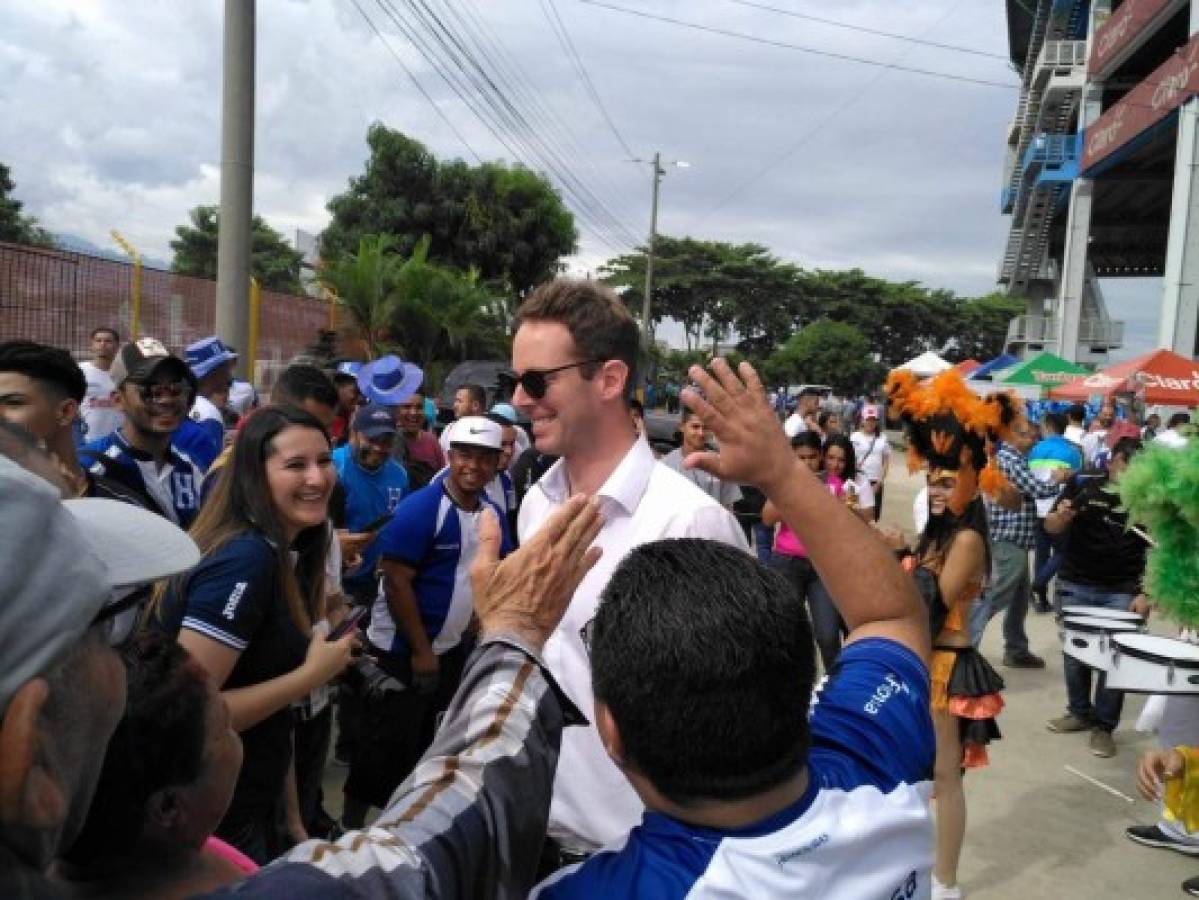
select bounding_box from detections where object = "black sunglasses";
[507,360,601,400]
[135,380,193,405]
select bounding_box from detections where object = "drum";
[1061,606,1144,628]
[1107,634,1199,694]
[1060,616,1140,670]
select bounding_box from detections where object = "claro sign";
[1082,34,1199,172]
[1089,0,1177,76]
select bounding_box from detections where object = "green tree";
[764,320,884,394]
[949,292,1025,361]
[321,125,576,305]
[0,163,54,247]
[170,205,304,293]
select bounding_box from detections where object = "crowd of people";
[0,276,1197,898]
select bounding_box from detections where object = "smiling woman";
[151,406,357,864]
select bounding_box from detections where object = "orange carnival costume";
[887,368,1020,768]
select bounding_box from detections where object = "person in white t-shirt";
[1081,400,1115,465]
[1063,403,1087,446]
[76,326,123,443]
[512,278,747,861]
[782,387,821,438]
[850,404,891,521]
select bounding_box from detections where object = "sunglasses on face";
[135,381,192,405]
[507,360,601,400]
[91,583,153,648]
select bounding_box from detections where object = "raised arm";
[682,359,929,661]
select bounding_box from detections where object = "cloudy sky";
[0,0,1160,357]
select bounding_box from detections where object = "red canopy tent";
[954,359,982,375]
[1049,349,1199,406]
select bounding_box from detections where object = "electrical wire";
[717,0,1008,60]
[575,0,1018,89]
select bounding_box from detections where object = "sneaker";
[1126,824,1199,857]
[1183,874,1199,896]
[932,876,964,899]
[1003,650,1046,669]
[1046,713,1091,733]
[1089,728,1116,758]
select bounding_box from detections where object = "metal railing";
[1005,314,1125,348]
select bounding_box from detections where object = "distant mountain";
[53,233,169,270]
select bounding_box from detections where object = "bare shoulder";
[945,528,986,565]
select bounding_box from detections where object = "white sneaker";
[932,876,964,900]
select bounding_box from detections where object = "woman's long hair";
[916,493,992,574]
[157,406,330,633]
[822,434,858,481]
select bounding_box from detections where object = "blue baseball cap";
[489,402,518,424]
[352,403,398,439]
[185,336,238,380]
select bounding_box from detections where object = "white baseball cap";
[448,416,503,451]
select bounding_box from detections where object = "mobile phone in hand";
[328,606,368,641]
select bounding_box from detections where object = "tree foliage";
[319,233,506,369]
[169,205,304,293]
[764,320,885,395]
[321,125,576,306]
[0,163,54,247]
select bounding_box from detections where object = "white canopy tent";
[896,350,952,378]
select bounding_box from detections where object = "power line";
[348,0,482,162]
[542,0,637,158]
[692,0,966,227]
[575,0,1018,90]
[717,0,1008,61]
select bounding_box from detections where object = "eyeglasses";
[508,360,601,400]
[91,583,153,648]
[136,381,193,405]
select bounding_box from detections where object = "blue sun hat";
[357,355,424,407]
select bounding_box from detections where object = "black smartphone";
[361,512,394,534]
[327,605,368,641]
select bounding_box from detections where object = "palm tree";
[318,234,402,358]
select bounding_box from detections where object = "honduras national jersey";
[533,638,934,900]
[84,429,207,528]
[369,474,512,656]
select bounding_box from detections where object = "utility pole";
[215,0,255,380]
[641,151,662,351]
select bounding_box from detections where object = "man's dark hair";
[1112,436,1143,463]
[1041,412,1067,436]
[1168,412,1190,430]
[458,383,486,409]
[0,340,87,403]
[591,539,816,804]
[790,430,823,452]
[1067,403,1086,424]
[332,371,357,387]
[271,364,338,409]
[62,632,210,863]
[798,386,822,399]
[681,404,703,423]
[513,278,640,399]
[91,326,120,342]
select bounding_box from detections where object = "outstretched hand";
[471,496,604,653]
[680,358,796,494]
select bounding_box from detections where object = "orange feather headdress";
[885,368,1019,515]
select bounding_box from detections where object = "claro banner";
[1082,32,1199,173]
[1088,0,1177,77]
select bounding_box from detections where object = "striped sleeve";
[178,537,276,652]
[214,639,584,899]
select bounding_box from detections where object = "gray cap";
[0,458,201,710]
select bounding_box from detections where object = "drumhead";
[1061,606,1143,623]
[1112,634,1199,669]
[1062,616,1139,634]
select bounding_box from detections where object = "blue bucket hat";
[185,336,238,380]
[357,355,424,407]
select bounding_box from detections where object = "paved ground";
[878,438,1196,899]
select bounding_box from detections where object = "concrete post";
[215,0,255,380]
[1158,98,1199,357]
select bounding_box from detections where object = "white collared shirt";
[518,437,749,851]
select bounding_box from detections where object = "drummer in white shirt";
[511,278,747,866]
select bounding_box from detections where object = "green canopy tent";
[997,352,1089,395]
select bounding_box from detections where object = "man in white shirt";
[1081,400,1115,465]
[660,406,741,509]
[851,404,891,521]
[512,278,747,859]
[76,326,123,443]
[782,386,821,438]
[1064,403,1087,446]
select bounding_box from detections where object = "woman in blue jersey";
[154,406,357,863]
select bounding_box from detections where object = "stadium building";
[1000,0,1199,363]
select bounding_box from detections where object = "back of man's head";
[1168,412,1191,430]
[271,364,337,415]
[1067,404,1086,425]
[591,539,816,804]
[514,278,640,402]
[1042,412,1066,436]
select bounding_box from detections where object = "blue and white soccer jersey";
[189,394,227,455]
[485,469,516,520]
[534,638,935,899]
[369,477,513,656]
[83,430,207,527]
